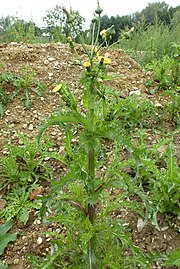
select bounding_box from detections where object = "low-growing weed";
[0,85,11,116]
[108,131,180,227]
[0,182,42,224]
[0,134,53,191]
[0,72,19,115]
[145,55,180,91]
[0,134,57,223]
[14,65,46,109]
[110,94,156,129]
[0,66,46,112]
[163,89,180,127]
[150,141,180,215]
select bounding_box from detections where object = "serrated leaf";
[19,208,29,224]
[37,113,90,143]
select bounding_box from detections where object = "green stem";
[88,147,95,269]
[94,15,101,49]
[87,86,96,268]
[109,36,126,49]
[89,238,93,269]
[91,23,96,49]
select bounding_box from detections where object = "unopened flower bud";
[92,13,99,24]
[95,1,103,15]
[62,7,69,15]
[67,13,77,24]
[107,25,115,36]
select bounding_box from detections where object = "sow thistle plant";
[35,2,151,269]
[0,65,46,113]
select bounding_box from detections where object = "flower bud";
[107,25,115,36]
[92,14,99,24]
[98,78,103,84]
[66,13,77,24]
[95,1,103,15]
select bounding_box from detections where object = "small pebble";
[37,237,43,245]
[28,124,34,130]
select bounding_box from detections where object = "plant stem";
[88,147,95,224]
[89,238,93,269]
[88,147,95,269]
[88,96,95,267]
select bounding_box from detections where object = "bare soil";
[0,43,179,269]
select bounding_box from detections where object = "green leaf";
[19,207,29,224]
[0,220,14,235]
[163,249,180,266]
[37,112,90,143]
[0,233,17,255]
[0,221,17,255]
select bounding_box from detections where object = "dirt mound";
[0,42,147,91]
[0,42,149,149]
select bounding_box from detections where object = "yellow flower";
[83,61,91,68]
[104,57,111,64]
[100,29,109,39]
[52,84,63,93]
[67,36,72,43]
[98,56,111,64]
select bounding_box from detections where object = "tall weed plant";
[34,3,154,269]
[29,2,180,269]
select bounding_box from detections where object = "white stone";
[48,57,55,61]
[137,218,144,232]
[37,237,43,245]
[28,124,34,130]
[129,90,141,96]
